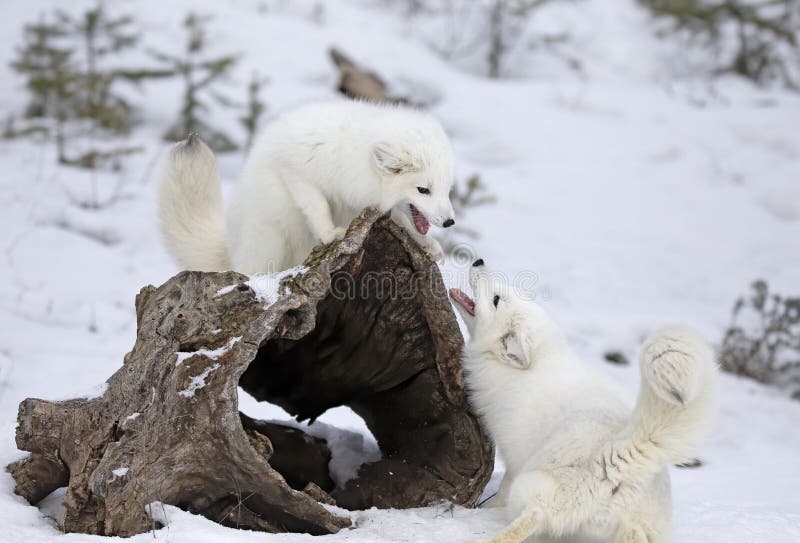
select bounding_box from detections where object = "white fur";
[157,135,230,271]
[158,100,456,273]
[450,263,717,543]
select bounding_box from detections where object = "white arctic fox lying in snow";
[158,100,456,273]
[449,260,717,543]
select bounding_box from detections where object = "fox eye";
[417,187,431,194]
[493,295,500,308]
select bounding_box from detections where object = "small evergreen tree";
[11,17,73,119]
[150,13,239,152]
[10,17,79,162]
[53,3,155,174]
[10,6,157,173]
[55,4,143,134]
[239,72,268,151]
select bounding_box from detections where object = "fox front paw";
[420,237,445,264]
[320,226,346,245]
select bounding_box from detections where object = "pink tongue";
[449,288,476,316]
[410,205,430,235]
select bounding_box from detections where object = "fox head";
[449,259,560,371]
[370,120,456,237]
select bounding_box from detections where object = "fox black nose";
[473,258,484,267]
[443,218,455,228]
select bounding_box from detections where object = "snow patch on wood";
[175,336,242,366]
[179,363,221,398]
[247,266,309,307]
[214,285,236,298]
[214,266,308,307]
[53,381,109,401]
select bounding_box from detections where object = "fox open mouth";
[409,204,430,235]
[449,288,475,316]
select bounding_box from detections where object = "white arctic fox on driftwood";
[158,100,456,273]
[450,260,717,543]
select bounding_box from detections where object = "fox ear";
[501,330,533,370]
[372,142,420,175]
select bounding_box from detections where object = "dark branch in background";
[720,280,800,400]
[486,0,566,78]
[489,0,584,78]
[239,72,269,151]
[438,174,497,257]
[640,0,800,89]
[395,0,581,78]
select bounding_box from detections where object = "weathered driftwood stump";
[7,208,494,537]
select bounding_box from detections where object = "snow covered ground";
[1,0,799,541]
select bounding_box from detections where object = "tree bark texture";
[7,208,494,536]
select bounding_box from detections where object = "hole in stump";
[238,390,380,494]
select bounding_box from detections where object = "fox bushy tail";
[158,135,231,271]
[602,326,717,484]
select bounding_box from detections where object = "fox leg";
[612,488,672,543]
[612,523,650,543]
[477,506,540,543]
[476,470,557,543]
[390,207,444,262]
[282,175,343,244]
